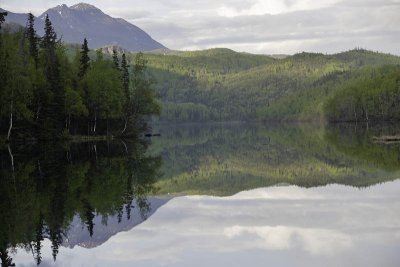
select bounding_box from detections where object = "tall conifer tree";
[25,13,39,66]
[39,14,64,138]
[112,49,119,70]
[79,38,90,78]
[121,53,129,100]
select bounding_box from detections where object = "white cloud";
[1,0,399,54]
[224,225,353,255]
[218,0,341,17]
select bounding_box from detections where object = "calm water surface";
[1,123,399,266]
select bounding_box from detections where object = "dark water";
[1,123,399,266]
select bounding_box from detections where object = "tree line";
[0,12,160,141]
[144,49,400,122]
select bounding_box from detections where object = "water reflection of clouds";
[14,181,400,267]
[224,225,353,255]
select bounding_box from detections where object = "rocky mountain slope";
[0,3,165,51]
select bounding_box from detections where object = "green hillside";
[324,65,400,122]
[129,49,400,122]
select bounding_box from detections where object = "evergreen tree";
[117,205,124,223]
[41,15,57,49]
[112,49,119,70]
[121,53,130,100]
[0,12,7,99]
[25,13,39,66]
[0,13,7,119]
[39,14,65,139]
[77,38,91,134]
[79,38,90,78]
[49,229,62,262]
[82,200,95,237]
[0,248,14,267]
[32,216,44,266]
[120,53,131,135]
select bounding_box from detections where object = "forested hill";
[139,48,400,122]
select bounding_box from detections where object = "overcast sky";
[1,0,399,55]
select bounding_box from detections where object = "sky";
[0,0,399,55]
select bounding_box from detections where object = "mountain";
[0,8,27,26]
[1,3,165,52]
[63,198,170,249]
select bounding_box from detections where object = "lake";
[1,123,399,266]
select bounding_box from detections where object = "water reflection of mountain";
[64,198,170,249]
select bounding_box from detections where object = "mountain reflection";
[0,138,162,266]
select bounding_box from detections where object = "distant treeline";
[143,48,400,123]
[0,12,160,141]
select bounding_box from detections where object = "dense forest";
[0,12,160,141]
[141,48,400,122]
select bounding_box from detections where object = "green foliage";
[324,65,400,122]
[65,86,88,117]
[137,49,400,122]
[0,15,160,140]
[36,15,65,138]
[324,123,400,171]
[130,53,161,117]
[0,28,33,138]
[112,49,119,69]
[84,55,124,119]
[121,53,129,100]
[25,13,38,66]
[78,37,90,78]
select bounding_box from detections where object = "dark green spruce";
[78,37,90,78]
[25,13,39,66]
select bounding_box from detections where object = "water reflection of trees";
[0,138,162,266]
[324,123,400,171]
[153,123,400,196]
